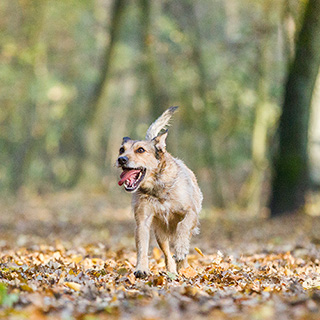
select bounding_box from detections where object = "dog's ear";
[153,130,168,152]
[122,137,131,144]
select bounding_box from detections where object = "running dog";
[116,106,203,278]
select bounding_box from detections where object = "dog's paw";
[173,253,188,270]
[134,269,149,279]
[167,263,178,274]
[173,253,187,263]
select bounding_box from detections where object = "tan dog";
[116,107,203,278]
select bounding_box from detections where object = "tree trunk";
[176,1,227,207]
[238,2,277,213]
[269,0,320,217]
[140,0,169,118]
[238,41,272,212]
[309,74,320,189]
[58,0,126,188]
[86,0,126,125]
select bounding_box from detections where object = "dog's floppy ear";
[152,130,168,153]
[122,136,131,144]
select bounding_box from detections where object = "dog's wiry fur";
[145,106,178,140]
[116,107,203,278]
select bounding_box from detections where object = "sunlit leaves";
[1,244,320,319]
[1,193,320,318]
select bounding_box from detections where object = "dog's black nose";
[118,156,128,166]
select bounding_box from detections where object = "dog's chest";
[146,194,185,226]
[137,179,184,221]
[151,197,172,215]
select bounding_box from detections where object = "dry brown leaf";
[182,286,198,297]
[20,284,33,292]
[127,273,136,285]
[153,275,165,286]
[179,266,198,279]
[3,193,320,319]
[64,282,81,291]
[194,247,204,257]
[302,277,320,290]
[152,247,162,261]
[58,271,67,285]
[71,255,83,264]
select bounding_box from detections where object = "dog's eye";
[136,147,145,154]
[119,147,125,154]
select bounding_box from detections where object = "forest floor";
[1,191,320,319]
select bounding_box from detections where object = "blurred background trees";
[269,0,320,217]
[1,0,319,215]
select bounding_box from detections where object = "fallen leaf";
[179,266,198,279]
[71,255,83,264]
[64,282,81,291]
[182,285,198,297]
[117,267,128,275]
[153,247,162,261]
[152,275,165,286]
[167,272,178,280]
[195,247,204,257]
[58,271,67,284]
[127,273,136,285]
[303,277,320,290]
[20,284,33,292]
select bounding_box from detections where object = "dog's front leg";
[134,205,154,278]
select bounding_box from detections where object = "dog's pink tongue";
[118,169,140,186]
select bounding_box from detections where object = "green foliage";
[0,0,307,207]
[0,283,19,308]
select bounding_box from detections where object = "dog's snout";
[118,156,128,166]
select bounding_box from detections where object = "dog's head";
[116,131,168,192]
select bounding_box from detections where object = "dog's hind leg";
[173,210,198,271]
[154,228,177,274]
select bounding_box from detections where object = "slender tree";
[58,0,126,187]
[140,0,169,118]
[170,1,227,207]
[269,0,320,216]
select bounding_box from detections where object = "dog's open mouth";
[118,167,146,192]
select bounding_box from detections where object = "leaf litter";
[1,191,320,319]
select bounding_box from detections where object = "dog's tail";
[145,106,178,140]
